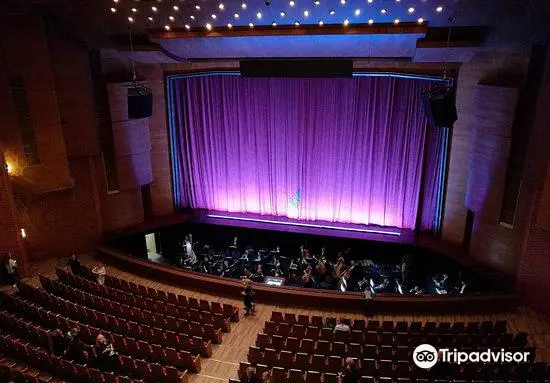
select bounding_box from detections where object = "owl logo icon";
[413,344,438,369]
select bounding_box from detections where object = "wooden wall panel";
[465,85,519,220]
[537,162,550,228]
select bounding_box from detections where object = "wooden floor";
[23,254,550,383]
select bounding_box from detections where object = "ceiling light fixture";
[148,16,153,21]
[110,7,116,13]
[113,0,118,3]
[131,8,137,13]
[294,21,300,26]
[354,9,360,15]
[169,16,175,21]
[212,14,217,19]
[343,18,349,25]
[393,18,400,24]
[329,9,335,15]
[417,17,424,23]
[367,0,373,3]
[272,22,277,26]
[280,11,286,16]
[249,22,254,27]
[227,23,233,28]
[164,24,170,30]
[318,20,324,25]
[206,23,212,30]
[242,3,247,9]
[380,8,387,14]
[257,12,262,19]
[173,5,179,11]
[234,13,239,18]
[436,6,443,12]
[289,1,295,6]
[314,0,320,5]
[185,24,191,29]
[304,10,309,17]
[128,16,134,22]
[219,3,225,10]
[368,18,374,24]
[190,15,196,19]
[340,0,346,4]
[151,6,158,12]
[195,5,200,10]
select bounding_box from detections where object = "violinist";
[302,265,314,288]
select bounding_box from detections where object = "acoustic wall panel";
[465,84,519,220]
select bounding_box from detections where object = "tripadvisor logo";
[413,344,531,369]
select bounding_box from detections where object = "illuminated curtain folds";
[170,75,444,230]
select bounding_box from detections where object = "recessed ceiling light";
[368,18,374,24]
[289,0,295,6]
[148,16,153,21]
[113,0,118,3]
[206,23,212,30]
[367,0,373,3]
[110,7,116,13]
[131,8,137,13]
[249,22,254,27]
[318,20,324,25]
[257,12,262,19]
[227,23,233,28]
[151,6,158,12]
[280,11,286,16]
[304,10,309,17]
[212,14,217,19]
[190,15,195,19]
[329,9,335,15]
[169,16,175,21]
[164,25,170,30]
[393,18,400,24]
[396,0,401,2]
[272,22,277,26]
[314,0,320,5]
[219,3,225,10]
[354,9,360,15]
[343,18,349,25]
[234,13,240,18]
[408,7,415,13]
[185,24,191,29]
[340,0,346,4]
[128,16,134,22]
[173,5,179,11]
[195,5,201,10]
[294,21,300,26]
[417,17,424,23]
[242,3,247,9]
[380,8,387,14]
[436,6,443,12]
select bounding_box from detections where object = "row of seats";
[0,306,201,374]
[17,281,214,355]
[9,286,204,374]
[40,275,223,345]
[0,332,152,383]
[261,321,527,348]
[66,266,239,322]
[270,312,508,335]
[248,345,544,379]
[0,362,54,383]
[48,275,231,332]
[254,336,534,361]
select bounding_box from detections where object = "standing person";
[4,253,19,288]
[242,280,255,316]
[64,328,88,363]
[338,358,361,383]
[66,254,82,276]
[92,262,106,286]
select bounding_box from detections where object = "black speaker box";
[423,91,457,128]
[240,59,353,78]
[128,87,153,119]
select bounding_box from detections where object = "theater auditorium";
[1,0,550,382]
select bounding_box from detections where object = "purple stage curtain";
[172,75,439,229]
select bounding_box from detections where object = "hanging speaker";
[423,88,458,128]
[127,85,153,119]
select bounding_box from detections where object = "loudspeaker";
[128,86,153,119]
[240,59,353,78]
[423,91,457,128]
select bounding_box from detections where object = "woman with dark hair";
[66,254,82,276]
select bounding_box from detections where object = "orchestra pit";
[0,1,550,383]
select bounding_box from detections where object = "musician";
[302,265,314,288]
[242,280,255,316]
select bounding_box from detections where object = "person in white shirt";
[92,262,106,285]
[334,319,351,333]
[4,253,18,288]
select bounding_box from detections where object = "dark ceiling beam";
[148,22,428,40]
